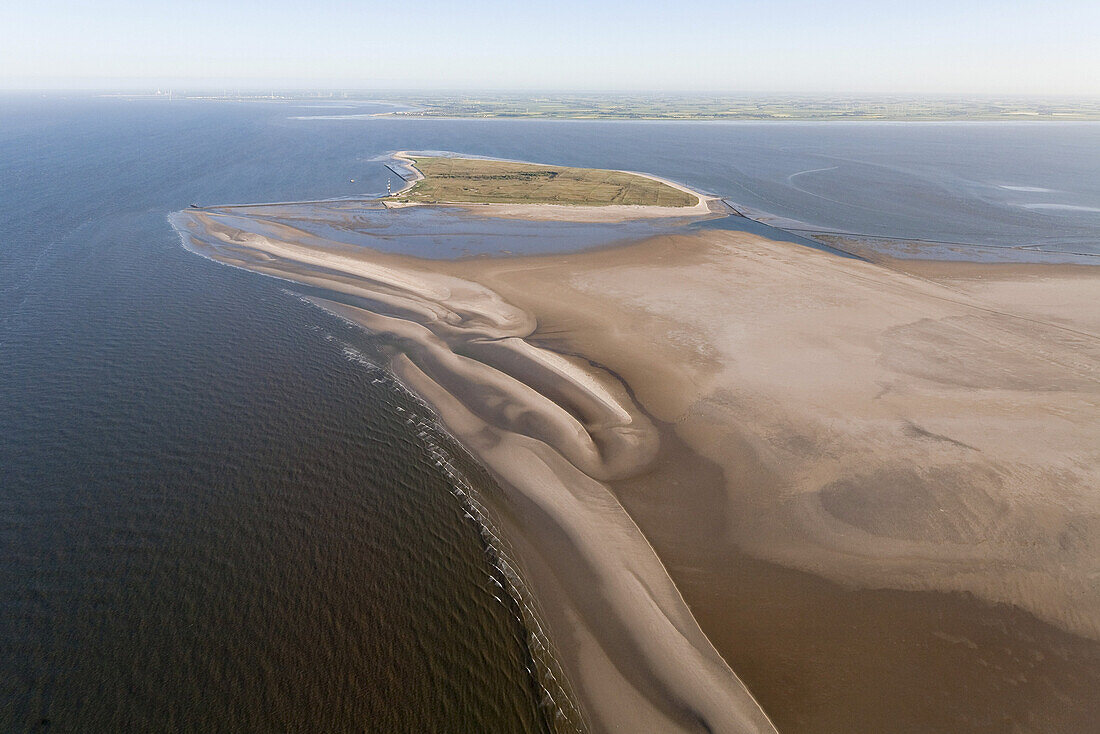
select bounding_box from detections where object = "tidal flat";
[11,98,1100,733]
[171,155,1100,732]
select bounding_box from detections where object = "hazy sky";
[2,0,1098,94]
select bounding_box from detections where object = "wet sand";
[172,205,1100,732]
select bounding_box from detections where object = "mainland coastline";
[172,155,1100,732]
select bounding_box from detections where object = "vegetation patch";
[396,157,698,207]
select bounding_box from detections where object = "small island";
[392,155,699,207]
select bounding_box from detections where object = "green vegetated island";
[394,156,699,207]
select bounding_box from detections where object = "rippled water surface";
[0,97,551,733]
[2,96,1098,731]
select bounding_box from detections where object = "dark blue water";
[3,96,1099,732]
[0,96,555,733]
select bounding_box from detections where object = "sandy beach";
[172,191,1100,732]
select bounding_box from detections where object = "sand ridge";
[174,208,777,733]
[173,202,1100,732]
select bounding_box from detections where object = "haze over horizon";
[2,0,1098,96]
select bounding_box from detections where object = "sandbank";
[171,188,1100,732]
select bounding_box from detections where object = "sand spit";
[173,204,1100,731]
[387,151,424,196]
[437,195,722,222]
[174,209,777,733]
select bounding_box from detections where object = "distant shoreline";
[44,91,1100,122]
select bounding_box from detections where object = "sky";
[2,0,1098,95]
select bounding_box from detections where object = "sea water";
[2,95,1098,731]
